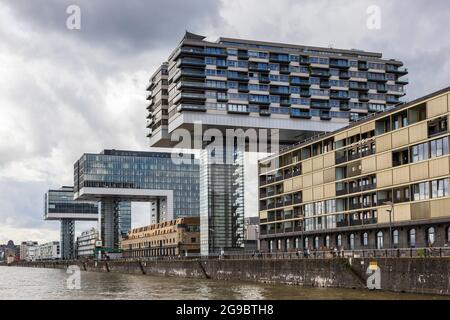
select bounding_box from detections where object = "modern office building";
[146,32,408,254]
[19,241,38,261]
[74,149,199,250]
[76,228,100,259]
[44,186,99,259]
[35,241,61,260]
[121,217,200,257]
[258,87,450,251]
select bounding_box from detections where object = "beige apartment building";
[121,217,200,257]
[259,87,450,252]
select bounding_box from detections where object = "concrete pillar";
[60,219,75,260]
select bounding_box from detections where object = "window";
[409,229,416,247]
[269,240,273,252]
[432,178,449,198]
[393,230,399,247]
[447,227,450,242]
[349,234,355,250]
[304,237,309,249]
[411,142,428,162]
[427,227,435,245]
[295,238,299,249]
[430,137,449,158]
[286,239,290,251]
[362,232,369,247]
[376,231,384,249]
[337,234,342,248]
[412,182,430,200]
[314,236,319,249]
[325,235,330,248]
[277,239,282,251]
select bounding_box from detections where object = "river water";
[0,266,447,300]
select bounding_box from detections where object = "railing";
[104,247,450,261]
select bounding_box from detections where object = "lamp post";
[383,201,394,250]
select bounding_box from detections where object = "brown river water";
[0,266,447,300]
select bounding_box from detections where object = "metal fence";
[22,247,450,264]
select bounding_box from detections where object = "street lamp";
[383,201,395,249]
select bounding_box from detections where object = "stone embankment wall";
[13,257,450,296]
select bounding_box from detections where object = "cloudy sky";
[0,0,449,244]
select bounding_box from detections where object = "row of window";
[268,226,448,252]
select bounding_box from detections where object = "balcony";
[395,77,409,85]
[177,58,205,67]
[330,91,350,100]
[176,104,207,112]
[336,188,348,196]
[320,113,332,121]
[350,82,369,91]
[259,109,271,116]
[176,81,205,90]
[310,101,330,109]
[367,74,387,82]
[387,96,400,104]
[238,84,249,92]
[348,185,362,194]
[363,218,377,225]
[359,94,370,102]
[177,47,205,58]
[386,65,408,75]
[310,69,331,78]
[377,85,388,93]
[270,88,290,95]
[259,76,270,83]
[339,72,350,79]
[300,90,311,98]
[204,48,227,57]
[269,54,290,63]
[248,64,269,72]
[350,219,363,226]
[228,73,249,81]
[339,103,351,111]
[348,152,361,161]
[290,109,311,119]
[349,202,362,210]
[320,81,331,89]
[173,92,206,104]
[237,51,249,60]
[300,56,310,65]
[330,60,349,69]
[358,62,369,70]
[179,69,206,79]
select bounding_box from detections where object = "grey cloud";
[5,0,223,54]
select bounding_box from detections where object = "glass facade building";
[73,149,200,250]
[74,150,200,218]
[44,186,98,260]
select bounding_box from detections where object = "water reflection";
[0,266,447,300]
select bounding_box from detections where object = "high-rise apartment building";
[147,31,407,147]
[146,32,408,255]
[258,87,450,252]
